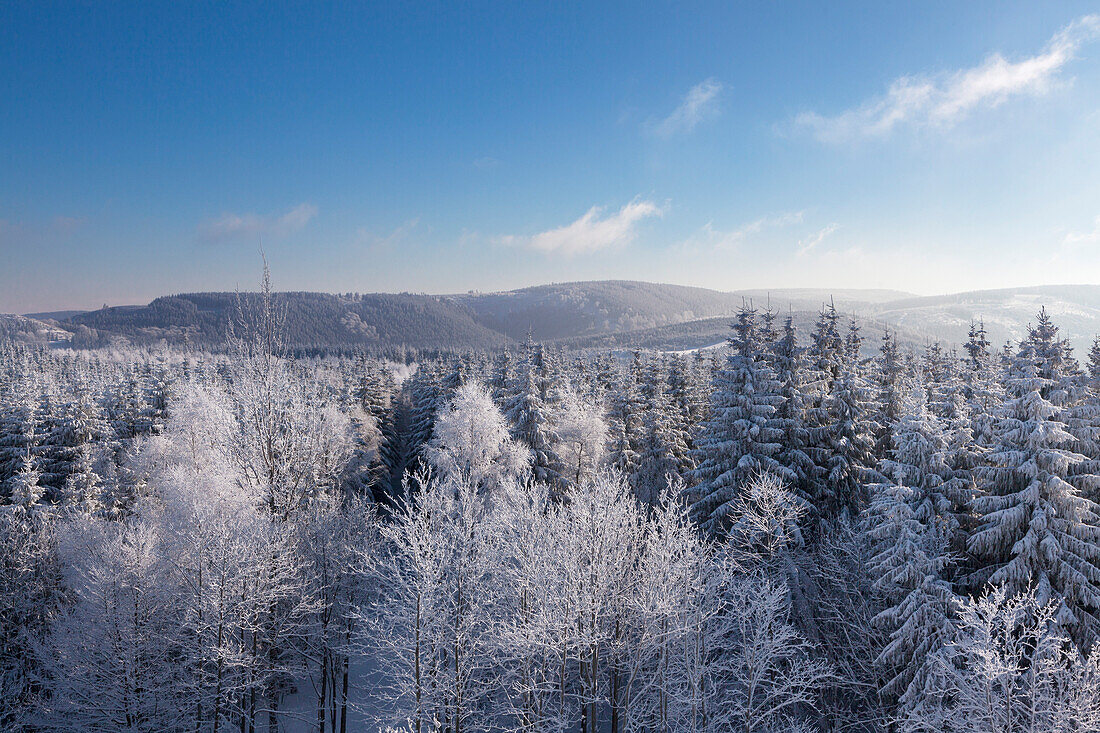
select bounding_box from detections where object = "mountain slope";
[0,314,73,344]
[65,292,507,350]
[866,285,1100,353]
[14,281,1100,354]
[454,281,914,342]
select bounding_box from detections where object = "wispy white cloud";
[678,211,805,251]
[500,198,666,256]
[796,223,840,256]
[473,156,501,170]
[356,218,421,249]
[201,203,318,241]
[653,78,723,137]
[1064,215,1100,246]
[794,15,1100,142]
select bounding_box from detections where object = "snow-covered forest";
[6,276,1100,732]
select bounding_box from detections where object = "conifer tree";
[962,319,1003,450]
[689,305,788,537]
[634,375,688,505]
[505,343,563,488]
[605,364,642,481]
[804,312,877,520]
[769,313,816,514]
[871,328,906,461]
[487,350,514,407]
[1088,335,1100,390]
[864,481,956,710]
[845,318,863,366]
[7,450,44,509]
[969,311,1100,640]
[882,385,973,550]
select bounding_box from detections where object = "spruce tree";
[871,328,906,461]
[1088,335,1100,390]
[770,313,816,514]
[805,311,877,520]
[864,482,956,710]
[969,311,1100,640]
[605,376,640,479]
[505,342,563,488]
[689,305,788,537]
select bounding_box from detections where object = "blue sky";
[3,2,1100,312]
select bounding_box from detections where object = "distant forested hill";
[63,292,507,351]
[17,281,1100,353]
[453,281,912,342]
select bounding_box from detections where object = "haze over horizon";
[5,2,1100,312]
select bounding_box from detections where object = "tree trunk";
[317,648,328,733]
[339,649,349,733]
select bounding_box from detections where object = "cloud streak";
[356,218,421,249]
[653,78,723,137]
[795,15,1100,142]
[796,223,840,256]
[201,203,318,241]
[679,211,805,251]
[501,199,665,256]
[1064,215,1100,247]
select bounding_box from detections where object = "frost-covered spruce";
[863,481,955,710]
[962,319,1004,451]
[864,386,966,708]
[870,328,906,461]
[504,341,564,488]
[666,353,702,468]
[805,313,878,521]
[969,312,1100,639]
[881,384,973,547]
[689,304,789,537]
[634,374,688,505]
[605,361,642,480]
[1087,335,1100,389]
[0,378,39,495]
[405,360,445,472]
[7,450,44,509]
[769,313,816,514]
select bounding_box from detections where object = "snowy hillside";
[33,281,1100,354]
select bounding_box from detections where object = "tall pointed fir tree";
[968,310,1100,642]
[403,361,444,483]
[7,449,44,509]
[0,377,38,494]
[871,328,906,461]
[487,350,514,408]
[689,304,789,538]
[48,378,109,506]
[634,364,690,505]
[1087,335,1100,391]
[845,318,864,366]
[605,361,642,481]
[357,357,398,503]
[592,351,619,399]
[863,382,970,714]
[878,383,973,554]
[665,354,700,473]
[962,319,1003,451]
[819,359,879,520]
[805,307,878,521]
[863,480,956,712]
[505,342,564,488]
[770,313,816,514]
